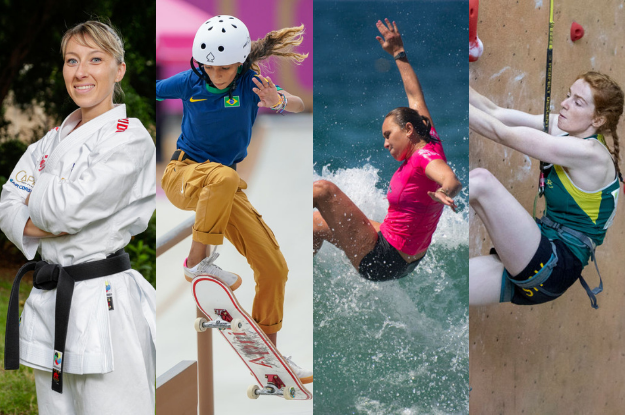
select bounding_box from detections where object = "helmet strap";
[190,57,212,85]
[228,62,249,99]
[190,58,252,99]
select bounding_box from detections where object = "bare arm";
[376,19,433,128]
[425,159,462,211]
[469,104,604,169]
[24,218,60,238]
[252,76,304,113]
[281,90,305,113]
[469,86,564,134]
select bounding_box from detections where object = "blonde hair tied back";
[61,20,125,102]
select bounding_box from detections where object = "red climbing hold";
[571,22,584,42]
[469,0,483,62]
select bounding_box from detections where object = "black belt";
[4,249,131,393]
[171,150,237,170]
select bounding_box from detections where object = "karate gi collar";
[46,105,127,173]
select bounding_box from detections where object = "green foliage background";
[0,0,155,140]
[0,1,155,412]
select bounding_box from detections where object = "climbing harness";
[539,216,603,309]
[501,239,560,302]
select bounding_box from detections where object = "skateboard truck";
[214,309,233,322]
[246,374,296,400]
[194,317,243,333]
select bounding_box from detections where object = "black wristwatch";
[394,51,407,60]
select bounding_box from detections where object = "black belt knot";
[33,262,62,290]
[4,250,131,393]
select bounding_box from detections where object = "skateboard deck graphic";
[193,276,312,400]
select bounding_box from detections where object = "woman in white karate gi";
[0,21,155,414]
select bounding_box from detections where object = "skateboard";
[192,275,313,400]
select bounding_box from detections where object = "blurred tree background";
[0,1,155,410]
[0,0,155,138]
[0,0,156,280]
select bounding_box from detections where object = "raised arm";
[252,76,305,113]
[376,19,433,127]
[469,86,563,134]
[469,103,607,171]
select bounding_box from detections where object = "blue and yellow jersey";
[542,135,620,265]
[156,69,281,166]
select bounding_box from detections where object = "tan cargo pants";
[161,152,288,334]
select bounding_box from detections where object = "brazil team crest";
[224,96,240,107]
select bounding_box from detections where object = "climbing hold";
[469,0,483,62]
[570,22,584,42]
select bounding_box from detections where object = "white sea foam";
[313,165,469,414]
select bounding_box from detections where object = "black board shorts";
[500,233,584,305]
[358,232,423,281]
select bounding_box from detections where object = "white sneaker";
[283,355,313,384]
[184,252,242,290]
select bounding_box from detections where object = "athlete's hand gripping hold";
[469,74,623,308]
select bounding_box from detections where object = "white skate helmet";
[192,15,251,66]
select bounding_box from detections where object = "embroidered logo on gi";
[9,170,34,192]
[224,96,240,108]
[116,119,129,133]
[190,97,208,102]
[15,170,35,188]
[106,280,114,311]
[38,155,48,172]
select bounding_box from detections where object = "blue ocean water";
[313,1,469,414]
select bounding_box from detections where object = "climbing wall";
[469,1,625,413]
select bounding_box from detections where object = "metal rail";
[156,217,215,415]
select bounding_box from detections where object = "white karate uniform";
[0,104,156,414]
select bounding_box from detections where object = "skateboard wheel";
[284,386,296,400]
[247,384,260,399]
[194,317,208,333]
[230,318,244,333]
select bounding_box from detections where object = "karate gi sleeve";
[28,126,154,235]
[156,70,190,101]
[0,144,42,259]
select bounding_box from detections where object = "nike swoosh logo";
[190,97,207,102]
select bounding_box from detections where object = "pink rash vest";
[380,127,446,256]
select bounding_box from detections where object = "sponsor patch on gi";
[9,179,32,193]
[38,155,48,172]
[106,280,114,311]
[116,118,129,133]
[224,96,240,108]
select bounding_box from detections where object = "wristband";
[271,91,288,114]
[394,51,407,60]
